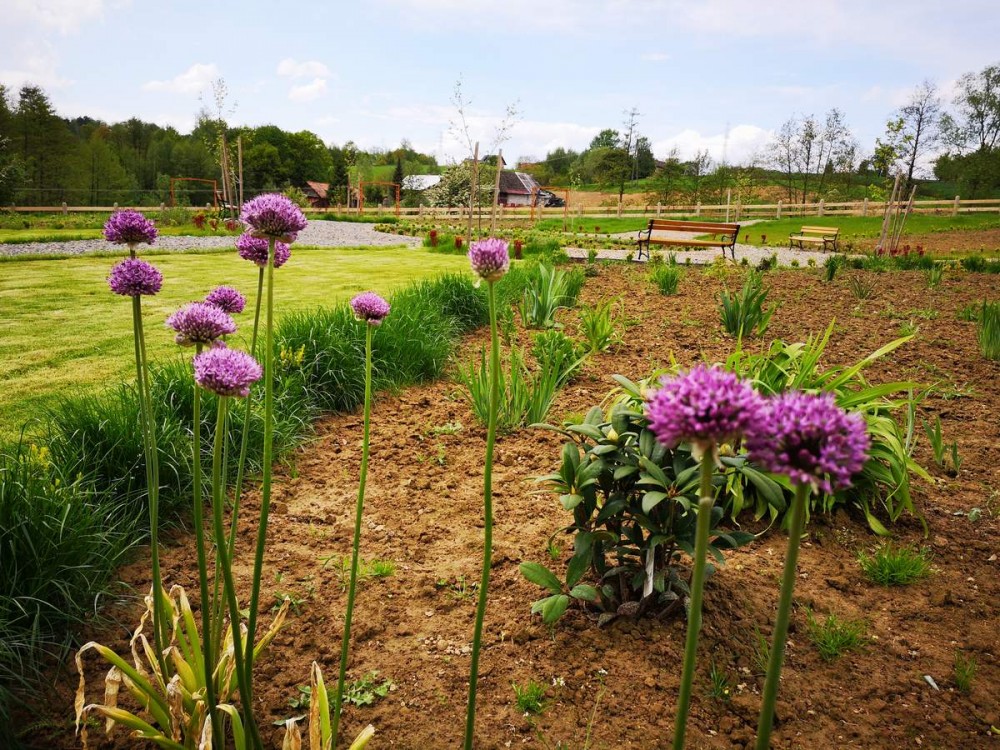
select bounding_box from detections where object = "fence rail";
[7,196,1000,221]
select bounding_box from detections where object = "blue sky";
[2,0,997,169]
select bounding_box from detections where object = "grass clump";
[513,680,547,715]
[858,543,931,585]
[976,301,1000,360]
[954,651,977,694]
[650,263,682,294]
[718,271,777,338]
[806,610,867,661]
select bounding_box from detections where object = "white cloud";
[0,40,71,89]
[641,52,670,62]
[653,124,773,164]
[277,58,332,79]
[141,63,219,95]
[5,0,125,34]
[288,78,328,102]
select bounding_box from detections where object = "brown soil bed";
[25,265,1000,749]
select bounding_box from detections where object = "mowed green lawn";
[0,245,468,441]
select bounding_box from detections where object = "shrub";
[718,271,777,338]
[977,301,1000,360]
[578,299,623,353]
[961,255,986,272]
[858,543,931,585]
[519,263,584,329]
[650,264,682,295]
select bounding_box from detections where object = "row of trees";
[0,84,439,207]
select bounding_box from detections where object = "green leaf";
[642,491,668,514]
[560,493,584,510]
[541,594,571,624]
[566,549,593,589]
[520,562,563,594]
[639,455,670,487]
[740,466,787,510]
[569,584,599,602]
[613,465,639,480]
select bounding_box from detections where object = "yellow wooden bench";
[636,219,741,261]
[789,226,839,252]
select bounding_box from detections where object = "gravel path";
[0,220,422,258]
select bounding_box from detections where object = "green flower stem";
[464,280,500,750]
[673,452,716,750]
[131,294,166,678]
[331,323,374,747]
[210,397,260,750]
[755,483,809,750]
[190,345,221,749]
[227,267,265,561]
[244,239,276,742]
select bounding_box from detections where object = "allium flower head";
[350,291,391,326]
[746,391,869,494]
[107,258,162,296]
[468,238,510,283]
[236,232,291,268]
[240,193,307,241]
[193,344,262,397]
[645,365,766,458]
[166,302,237,347]
[103,209,158,246]
[204,285,247,314]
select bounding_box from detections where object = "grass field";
[0,225,245,244]
[0,245,468,441]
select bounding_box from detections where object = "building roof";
[304,180,328,199]
[498,170,539,195]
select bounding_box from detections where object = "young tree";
[392,156,404,189]
[897,81,941,190]
[589,128,620,150]
[940,62,1000,153]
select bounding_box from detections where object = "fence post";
[862,197,868,216]
[776,200,782,219]
[696,202,701,217]
[160,202,165,213]
[818,200,825,217]
[657,202,662,217]
[617,196,623,218]
[61,202,68,215]
[953,195,960,216]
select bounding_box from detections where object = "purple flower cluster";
[193,344,262,397]
[204,285,246,314]
[240,193,307,241]
[166,302,237,347]
[645,365,766,455]
[236,232,291,268]
[350,292,391,326]
[103,209,157,246]
[107,258,162,297]
[747,391,869,493]
[468,238,510,283]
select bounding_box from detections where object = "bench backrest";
[647,219,739,235]
[798,226,840,236]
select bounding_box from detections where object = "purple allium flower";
[103,209,158,246]
[645,365,767,458]
[746,391,869,494]
[204,285,247,314]
[240,193,308,241]
[166,302,237,347]
[350,291,391,326]
[468,237,510,282]
[236,233,291,268]
[107,258,162,296]
[193,344,262,397]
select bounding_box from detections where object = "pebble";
[2,220,422,257]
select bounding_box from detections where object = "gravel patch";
[0,220,422,258]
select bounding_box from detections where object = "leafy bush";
[578,299,623,353]
[650,264,682,295]
[523,394,763,624]
[961,255,986,272]
[519,264,584,329]
[718,271,777,338]
[977,301,1000,360]
[726,322,930,534]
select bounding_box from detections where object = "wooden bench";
[635,219,740,261]
[789,226,839,252]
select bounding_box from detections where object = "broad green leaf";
[541,594,571,624]
[519,562,563,594]
[570,584,599,602]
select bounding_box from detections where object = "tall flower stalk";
[239,195,306,734]
[747,392,869,750]
[644,365,766,750]
[104,211,166,673]
[464,238,510,750]
[331,292,391,746]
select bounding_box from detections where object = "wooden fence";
[8,197,1000,221]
